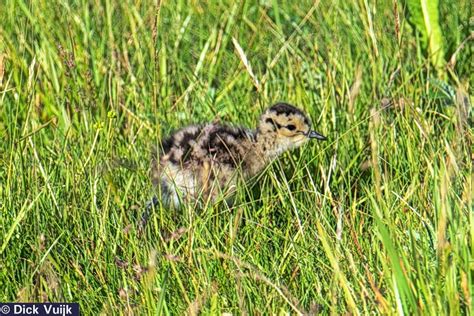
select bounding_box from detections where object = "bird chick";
[150,102,326,208]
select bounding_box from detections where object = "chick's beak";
[307,130,327,140]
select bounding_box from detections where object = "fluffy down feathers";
[151,102,326,207]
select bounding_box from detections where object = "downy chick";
[151,102,326,208]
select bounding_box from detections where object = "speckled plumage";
[151,103,326,207]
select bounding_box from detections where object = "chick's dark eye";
[286,124,296,131]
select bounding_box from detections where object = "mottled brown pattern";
[151,103,326,207]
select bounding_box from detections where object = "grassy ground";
[0,0,472,314]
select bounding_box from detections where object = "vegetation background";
[0,0,472,314]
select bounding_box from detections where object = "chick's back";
[151,123,256,191]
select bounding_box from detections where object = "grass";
[0,0,472,314]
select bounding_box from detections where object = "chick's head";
[258,103,326,153]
